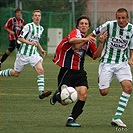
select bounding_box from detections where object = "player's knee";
[124,86,132,94]
[11,70,20,77]
[35,65,44,75]
[78,92,87,101]
[6,50,12,55]
[100,89,109,96]
[37,68,44,75]
[8,47,15,53]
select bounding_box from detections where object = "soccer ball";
[60,86,78,105]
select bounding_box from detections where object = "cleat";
[39,91,52,99]
[66,119,81,127]
[111,118,127,128]
[50,90,59,105]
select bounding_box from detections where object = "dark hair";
[76,15,91,28]
[15,8,22,13]
[116,8,129,17]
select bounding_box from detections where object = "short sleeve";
[18,24,29,38]
[4,18,12,28]
[93,21,109,36]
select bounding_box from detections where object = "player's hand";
[41,50,46,57]
[128,58,133,68]
[99,31,108,43]
[10,31,15,35]
[86,35,96,43]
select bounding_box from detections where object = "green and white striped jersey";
[18,22,44,56]
[93,20,133,63]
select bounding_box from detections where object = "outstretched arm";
[93,31,108,58]
[71,35,96,52]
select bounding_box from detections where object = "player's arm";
[93,31,108,58]
[128,35,133,67]
[69,36,95,44]
[70,36,96,51]
[18,37,36,46]
[18,24,36,46]
[4,19,14,35]
[36,43,46,57]
[128,50,133,68]
[4,26,14,35]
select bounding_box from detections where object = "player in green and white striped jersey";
[0,10,52,99]
[92,8,133,127]
[18,22,44,56]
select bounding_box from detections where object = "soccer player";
[50,15,107,127]
[0,10,52,99]
[0,8,24,70]
[91,8,133,127]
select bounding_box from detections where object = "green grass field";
[0,54,132,133]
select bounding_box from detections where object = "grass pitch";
[0,54,132,133]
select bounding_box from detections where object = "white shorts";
[14,53,43,72]
[98,62,132,90]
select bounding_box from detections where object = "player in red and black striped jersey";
[0,8,24,70]
[53,28,98,70]
[50,15,107,127]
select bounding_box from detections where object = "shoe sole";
[111,122,127,128]
[111,122,118,126]
[39,91,52,99]
[66,124,81,127]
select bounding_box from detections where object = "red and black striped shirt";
[4,17,24,40]
[53,28,97,70]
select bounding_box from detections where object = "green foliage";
[22,0,86,13]
[0,54,132,133]
[0,0,87,13]
[0,0,14,7]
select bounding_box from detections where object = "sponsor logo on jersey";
[110,37,128,49]
[29,35,40,42]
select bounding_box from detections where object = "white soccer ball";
[61,86,78,105]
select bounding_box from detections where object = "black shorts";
[58,67,88,90]
[8,40,20,52]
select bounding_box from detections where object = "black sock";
[1,53,9,63]
[70,100,85,120]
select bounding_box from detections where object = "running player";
[0,8,24,70]
[91,8,133,127]
[0,10,52,99]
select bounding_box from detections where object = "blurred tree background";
[0,0,87,15]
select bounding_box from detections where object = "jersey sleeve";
[93,21,110,36]
[4,18,12,29]
[40,26,44,37]
[68,28,82,40]
[18,24,29,38]
[86,42,97,60]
